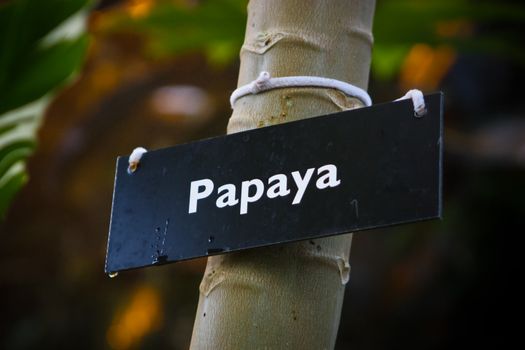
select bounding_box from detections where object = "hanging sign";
[105,93,443,273]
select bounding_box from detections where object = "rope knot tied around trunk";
[230,71,427,118]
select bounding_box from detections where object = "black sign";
[105,93,443,273]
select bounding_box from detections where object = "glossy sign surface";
[106,93,443,273]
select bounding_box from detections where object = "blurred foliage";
[101,0,525,78]
[0,0,90,218]
[373,0,525,79]
[101,0,246,65]
[0,1,523,349]
[2,0,524,217]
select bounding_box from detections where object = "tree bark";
[190,1,375,349]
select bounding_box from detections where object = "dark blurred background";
[1,0,524,349]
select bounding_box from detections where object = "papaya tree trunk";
[190,1,375,348]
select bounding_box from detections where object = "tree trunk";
[190,1,375,348]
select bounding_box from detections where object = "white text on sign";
[188,164,341,214]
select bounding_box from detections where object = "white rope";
[230,71,427,118]
[128,78,427,172]
[128,147,147,174]
[395,89,427,117]
[230,71,372,108]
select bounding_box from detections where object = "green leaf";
[0,161,28,220]
[0,35,89,115]
[0,97,43,181]
[0,0,89,90]
[0,0,90,219]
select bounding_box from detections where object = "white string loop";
[127,77,427,169]
[395,89,427,117]
[128,147,147,174]
[230,71,427,117]
[230,71,372,109]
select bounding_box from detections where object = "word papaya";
[188,164,341,215]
